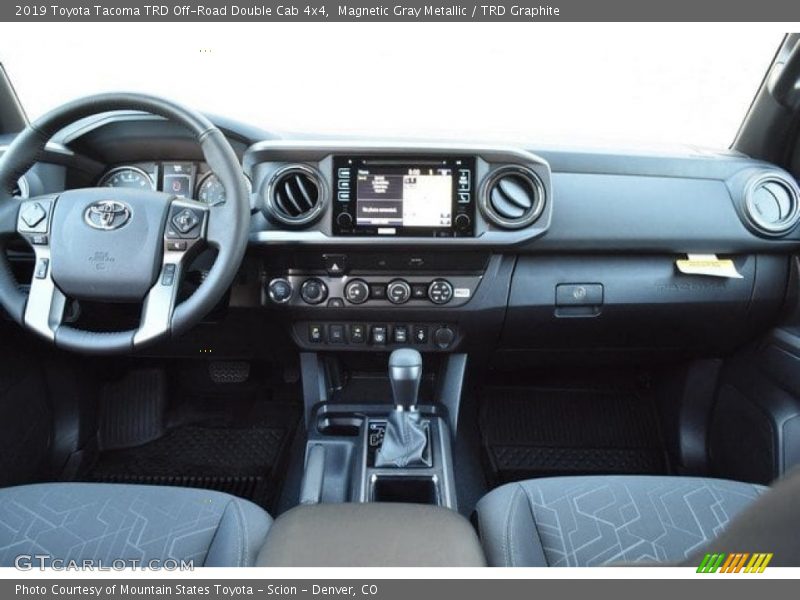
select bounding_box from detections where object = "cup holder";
[317,415,363,437]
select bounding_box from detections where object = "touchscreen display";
[355,166,453,228]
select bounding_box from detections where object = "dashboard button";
[328,324,346,344]
[428,279,454,305]
[393,325,409,344]
[413,325,428,344]
[268,278,293,304]
[371,325,388,346]
[350,324,366,343]
[369,284,387,300]
[308,324,324,343]
[411,284,428,299]
[323,254,348,276]
[301,278,328,305]
[387,280,411,305]
[345,279,370,304]
[327,298,344,308]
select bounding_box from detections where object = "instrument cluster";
[97,161,250,206]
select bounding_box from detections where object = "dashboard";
[5,113,800,362]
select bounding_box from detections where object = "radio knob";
[337,212,353,229]
[267,278,293,304]
[300,278,328,305]
[387,279,412,304]
[428,279,454,305]
[344,279,370,305]
[455,214,471,232]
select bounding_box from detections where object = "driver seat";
[0,483,272,567]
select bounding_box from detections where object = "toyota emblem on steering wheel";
[84,200,132,231]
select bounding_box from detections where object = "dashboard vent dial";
[266,165,326,227]
[481,166,545,229]
[744,172,800,236]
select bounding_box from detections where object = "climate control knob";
[428,279,454,305]
[387,279,412,304]
[344,279,370,305]
[300,278,328,305]
[267,278,293,304]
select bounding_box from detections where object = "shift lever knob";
[388,348,422,409]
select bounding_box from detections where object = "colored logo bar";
[696,553,773,573]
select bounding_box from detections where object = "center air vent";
[481,166,545,229]
[266,165,326,227]
[744,172,800,236]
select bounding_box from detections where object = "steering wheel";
[0,93,251,354]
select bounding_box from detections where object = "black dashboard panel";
[14,112,799,361]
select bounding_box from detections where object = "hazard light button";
[323,254,348,276]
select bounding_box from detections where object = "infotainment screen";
[332,156,475,237]
[356,166,452,228]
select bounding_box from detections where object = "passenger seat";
[475,474,781,567]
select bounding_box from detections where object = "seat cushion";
[0,483,272,567]
[475,475,765,567]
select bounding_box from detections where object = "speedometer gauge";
[196,173,251,206]
[98,166,154,190]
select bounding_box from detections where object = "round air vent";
[265,165,326,227]
[744,172,800,236]
[481,166,545,229]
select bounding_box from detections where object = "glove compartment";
[496,254,788,365]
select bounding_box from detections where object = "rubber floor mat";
[88,423,291,509]
[480,387,667,483]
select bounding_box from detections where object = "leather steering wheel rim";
[0,93,251,354]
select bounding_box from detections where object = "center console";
[297,348,463,511]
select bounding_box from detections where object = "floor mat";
[480,386,667,483]
[85,365,301,511]
[89,423,289,508]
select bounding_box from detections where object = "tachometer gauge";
[98,166,154,190]
[196,172,251,206]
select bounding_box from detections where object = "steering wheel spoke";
[23,246,67,341]
[12,194,66,340]
[135,199,209,345]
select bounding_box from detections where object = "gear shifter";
[374,349,430,468]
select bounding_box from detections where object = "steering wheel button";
[21,202,47,229]
[172,208,200,234]
[167,240,188,251]
[34,258,49,280]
